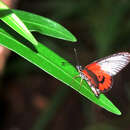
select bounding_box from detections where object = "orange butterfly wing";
[84,63,112,93]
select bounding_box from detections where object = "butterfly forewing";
[97,52,130,76]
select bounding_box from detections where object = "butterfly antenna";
[74,48,80,66]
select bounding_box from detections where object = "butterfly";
[75,52,130,96]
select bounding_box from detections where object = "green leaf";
[12,9,77,42]
[0,1,38,46]
[0,21,121,115]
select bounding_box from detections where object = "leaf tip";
[115,110,122,116]
[71,36,77,42]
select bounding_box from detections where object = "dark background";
[0,0,130,130]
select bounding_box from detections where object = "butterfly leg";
[73,75,80,79]
[72,75,83,91]
[79,78,83,90]
[71,75,80,88]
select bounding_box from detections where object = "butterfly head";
[76,65,82,72]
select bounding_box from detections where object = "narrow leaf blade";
[12,9,77,42]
